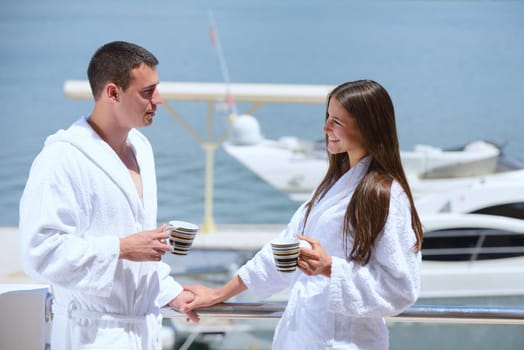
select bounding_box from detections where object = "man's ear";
[105,83,119,102]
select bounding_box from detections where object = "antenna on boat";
[208,9,238,119]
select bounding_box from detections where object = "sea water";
[1,1,524,349]
[1,0,524,227]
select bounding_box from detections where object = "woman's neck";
[348,150,369,168]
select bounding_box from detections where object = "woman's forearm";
[215,275,248,302]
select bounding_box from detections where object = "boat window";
[471,202,524,220]
[422,228,524,261]
[478,233,524,260]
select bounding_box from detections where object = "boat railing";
[160,302,524,325]
[422,246,524,258]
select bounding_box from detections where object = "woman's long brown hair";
[302,80,423,265]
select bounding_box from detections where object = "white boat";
[415,181,524,220]
[419,213,524,298]
[223,114,524,202]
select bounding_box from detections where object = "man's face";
[117,63,163,128]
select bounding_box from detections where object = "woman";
[182,80,423,349]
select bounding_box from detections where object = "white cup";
[165,220,199,256]
[271,238,300,272]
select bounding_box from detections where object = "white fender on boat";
[230,114,263,145]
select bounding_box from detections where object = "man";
[19,41,197,349]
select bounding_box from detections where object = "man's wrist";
[118,237,128,259]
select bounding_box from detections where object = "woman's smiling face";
[323,97,368,163]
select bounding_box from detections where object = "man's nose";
[152,89,163,105]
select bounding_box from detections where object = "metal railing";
[161,302,524,325]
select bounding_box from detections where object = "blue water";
[2,2,524,348]
[1,0,524,227]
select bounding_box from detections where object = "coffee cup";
[271,237,300,272]
[165,220,199,256]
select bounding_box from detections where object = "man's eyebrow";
[141,83,159,91]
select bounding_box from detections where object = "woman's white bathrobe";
[238,156,421,350]
[19,117,183,350]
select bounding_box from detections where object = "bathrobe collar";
[44,116,147,221]
[313,155,372,211]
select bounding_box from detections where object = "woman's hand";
[169,290,200,323]
[180,284,222,313]
[180,276,247,315]
[297,234,332,277]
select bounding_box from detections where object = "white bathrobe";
[238,156,421,350]
[19,116,182,350]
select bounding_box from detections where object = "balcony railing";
[161,302,524,325]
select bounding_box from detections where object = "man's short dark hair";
[87,41,159,100]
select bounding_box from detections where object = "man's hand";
[119,225,170,261]
[169,290,200,323]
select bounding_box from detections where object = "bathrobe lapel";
[46,117,146,223]
[305,156,372,230]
